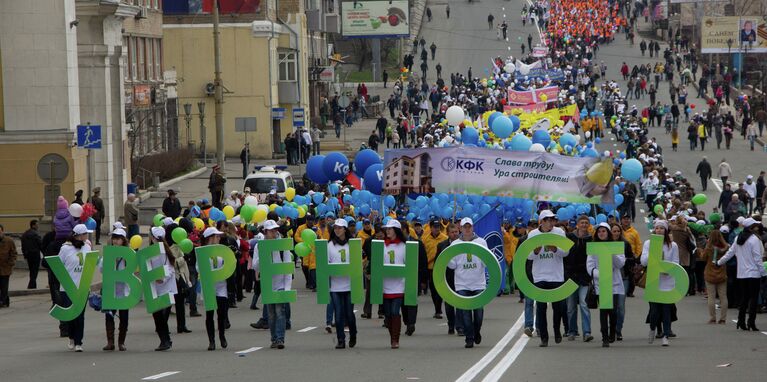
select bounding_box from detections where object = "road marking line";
[438,323,448,326]
[480,333,530,382]
[455,313,524,382]
[353,309,358,313]
[639,209,645,213]
[235,347,262,355]
[297,326,317,333]
[142,371,181,380]
[762,332,767,336]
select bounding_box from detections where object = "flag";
[473,209,506,292]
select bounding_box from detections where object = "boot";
[390,315,402,349]
[219,326,228,349]
[103,320,115,351]
[206,320,216,351]
[118,329,127,351]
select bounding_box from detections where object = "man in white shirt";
[448,217,492,348]
[743,175,757,215]
[253,220,292,349]
[527,210,568,347]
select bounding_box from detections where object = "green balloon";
[172,227,188,243]
[153,214,165,227]
[301,229,317,245]
[709,212,721,224]
[692,193,708,205]
[295,242,311,257]
[240,205,255,222]
[653,204,664,215]
[178,238,194,254]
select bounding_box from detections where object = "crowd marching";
[1,0,765,356]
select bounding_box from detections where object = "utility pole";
[213,0,225,168]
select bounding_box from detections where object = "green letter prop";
[432,242,502,310]
[258,238,296,304]
[512,233,577,302]
[45,251,99,321]
[586,241,624,309]
[370,240,419,305]
[644,234,689,303]
[196,244,237,311]
[314,239,364,304]
[137,244,173,314]
[101,246,142,310]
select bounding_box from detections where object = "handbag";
[585,270,599,309]
[633,264,647,288]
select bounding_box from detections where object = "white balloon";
[68,203,83,218]
[504,63,515,73]
[585,131,591,138]
[445,105,465,126]
[529,143,546,152]
[574,135,581,143]
[256,204,270,213]
[244,195,258,206]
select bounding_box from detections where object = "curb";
[136,165,208,201]
[10,282,102,297]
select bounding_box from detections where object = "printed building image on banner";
[701,16,767,53]
[163,0,261,15]
[341,0,410,37]
[383,147,614,204]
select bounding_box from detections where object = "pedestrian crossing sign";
[77,125,102,149]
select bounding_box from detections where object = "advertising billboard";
[701,16,767,53]
[341,1,410,38]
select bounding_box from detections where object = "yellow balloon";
[297,206,306,218]
[174,217,181,224]
[586,159,613,186]
[254,209,267,223]
[285,187,296,201]
[222,205,235,220]
[540,94,548,102]
[129,235,142,250]
[193,218,204,231]
[209,219,216,227]
[269,203,278,212]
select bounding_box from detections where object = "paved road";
[2,1,766,381]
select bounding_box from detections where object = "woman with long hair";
[101,228,131,351]
[382,219,408,349]
[703,228,730,324]
[200,227,229,350]
[59,224,93,352]
[149,226,177,351]
[609,223,634,341]
[589,223,626,347]
[641,220,679,346]
[166,224,192,335]
[327,218,358,349]
[716,218,765,331]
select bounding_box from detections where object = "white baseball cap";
[333,218,348,228]
[736,216,746,224]
[742,218,761,228]
[151,226,166,239]
[719,226,730,234]
[112,222,125,230]
[73,224,93,235]
[162,217,175,226]
[653,220,668,230]
[383,219,402,229]
[597,222,611,230]
[262,220,280,230]
[538,210,556,221]
[111,228,127,237]
[203,227,224,238]
[460,217,474,226]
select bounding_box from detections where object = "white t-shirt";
[58,241,92,292]
[98,251,130,298]
[447,237,492,292]
[640,240,679,291]
[149,245,177,297]
[252,246,293,291]
[527,227,568,283]
[383,242,407,295]
[328,241,351,292]
[197,256,227,298]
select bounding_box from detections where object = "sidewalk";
[8,264,103,297]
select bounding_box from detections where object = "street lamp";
[198,101,207,164]
[183,103,192,150]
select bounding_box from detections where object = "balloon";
[153,214,165,227]
[189,206,201,218]
[709,212,721,224]
[354,149,382,177]
[222,205,235,220]
[192,218,204,231]
[510,134,532,151]
[488,111,503,128]
[297,206,306,218]
[529,143,546,152]
[295,242,311,257]
[254,208,267,223]
[301,228,317,245]
[269,203,279,211]
[129,235,142,250]
[171,227,188,243]
[178,238,194,254]
[581,148,599,158]
[322,152,350,182]
[596,213,607,224]
[363,164,383,195]
[614,194,625,205]
[585,159,613,186]
[540,94,548,102]
[312,193,324,204]
[508,114,521,132]
[359,204,371,216]
[85,217,96,231]
[621,158,643,182]
[384,195,396,208]
[654,204,664,215]
[691,193,708,205]
[559,133,577,148]
[68,203,83,218]
[240,205,255,222]
[307,155,329,184]
[328,184,339,196]
[531,130,551,147]
[244,195,258,206]
[294,195,306,205]
[285,187,296,201]
[446,105,465,125]
[491,116,514,139]
[461,127,479,145]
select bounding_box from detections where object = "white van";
[243,166,295,202]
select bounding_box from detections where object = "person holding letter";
[587,223,625,347]
[58,224,93,352]
[148,227,177,351]
[100,228,131,351]
[381,219,407,349]
[327,218,358,349]
[200,227,229,350]
[253,220,293,349]
[641,220,678,347]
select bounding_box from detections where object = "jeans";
[331,291,357,342]
[127,224,139,239]
[615,293,626,333]
[312,141,321,155]
[267,303,287,343]
[326,297,335,325]
[334,123,341,138]
[458,290,484,344]
[566,286,592,336]
[534,281,566,341]
[599,295,619,342]
[383,297,403,318]
[524,296,536,329]
[428,270,443,314]
[61,292,85,345]
[648,302,672,337]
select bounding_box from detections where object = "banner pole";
[452,194,457,221]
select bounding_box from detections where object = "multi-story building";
[162,0,311,159]
[384,153,434,195]
[305,0,340,125]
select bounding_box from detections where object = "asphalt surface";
[2,0,766,381]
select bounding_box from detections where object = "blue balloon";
[328,183,340,196]
[359,204,371,216]
[356,221,363,231]
[85,217,97,230]
[307,155,329,184]
[532,130,551,147]
[595,137,601,144]
[559,133,577,148]
[384,195,396,208]
[275,206,284,217]
[353,149,381,177]
[510,134,532,151]
[461,127,479,145]
[406,213,416,221]
[581,148,599,158]
[294,195,305,205]
[416,196,428,209]
[508,115,521,132]
[190,206,201,218]
[479,203,491,216]
[556,208,571,221]
[462,204,475,216]
[313,193,325,204]
[362,164,383,195]
[478,140,487,147]
[588,217,596,225]
[359,190,372,203]
[614,194,624,205]
[345,216,355,224]
[442,207,454,219]
[491,116,514,139]
[596,213,607,224]
[621,158,643,182]
[322,152,349,182]
[488,111,504,128]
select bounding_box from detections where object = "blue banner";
[473,210,506,292]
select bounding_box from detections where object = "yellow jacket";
[294,224,316,269]
[422,231,448,269]
[623,226,642,258]
[357,228,375,241]
[502,230,518,265]
[318,226,330,240]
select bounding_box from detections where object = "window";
[278,51,296,81]
[137,38,145,80]
[123,36,129,81]
[0,49,3,131]
[154,39,162,80]
[130,37,137,81]
[146,38,154,81]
